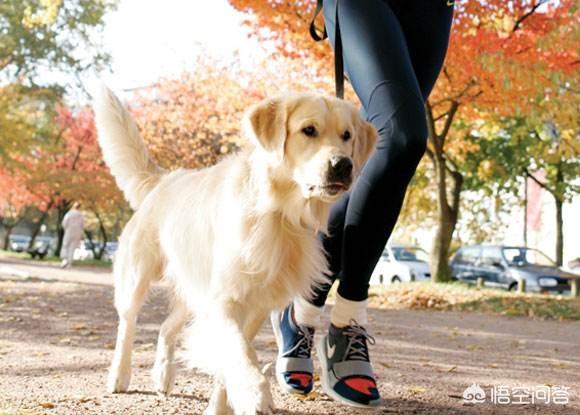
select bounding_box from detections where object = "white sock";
[293,296,324,328]
[331,292,368,327]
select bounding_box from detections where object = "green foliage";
[0,0,117,87]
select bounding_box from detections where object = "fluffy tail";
[93,84,164,210]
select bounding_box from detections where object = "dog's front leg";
[203,310,269,415]
[208,302,272,415]
[204,377,233,415]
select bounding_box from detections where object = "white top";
[62,209,85,239]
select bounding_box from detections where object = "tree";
[227,0,578,281]
[0,0,116,87]
[0,170,31,249]
[132,56,328,170]
[466,115,579,266]
[0,0,117,166]
[423,0,577,281]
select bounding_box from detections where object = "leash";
[310,0,345,99]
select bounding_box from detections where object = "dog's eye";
[342,130,351,141]
[302,126,318,137]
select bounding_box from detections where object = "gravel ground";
[0,258,579,415]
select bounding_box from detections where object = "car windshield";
[502,248,555,267]
[391,247,429,262]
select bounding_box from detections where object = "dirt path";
[1,259,579,414]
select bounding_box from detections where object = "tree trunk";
[95,211,109,260]
[27,205,52,251]
[55,200,71,257]
[555,196,563,266]
[2,225,14,250]
[425,100,462,283]
[554,163,564,266]
[84,230,97,259]
[430,158,463,282]
[431,212,455,282]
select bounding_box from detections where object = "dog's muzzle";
[323,156,353,195]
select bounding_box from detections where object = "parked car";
[103,241,118,261]
[370,244,431,285]
[450,245,572,294]
[566,258,580,276]
[9,234,31,252]
[74,241,98,261]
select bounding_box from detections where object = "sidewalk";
[1,258,579,414]
[0,256,112,286]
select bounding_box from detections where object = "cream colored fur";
[93,85,376,415]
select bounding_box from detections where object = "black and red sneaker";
[271,303,315,394]
[316,321,382,408]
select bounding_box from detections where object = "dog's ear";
[353,120,377,175]
[243,97,287,162]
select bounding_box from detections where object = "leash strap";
[309,0,327,41]
[309,0,345,99]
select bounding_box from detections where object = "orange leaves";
[130,55,330,171]
[229,0,577,125]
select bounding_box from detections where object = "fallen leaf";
[71,324,88,331]
[295,391,324,401]
[408,385,426,395]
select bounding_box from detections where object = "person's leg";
[305,194,349,308]
[281,0,453,401]
[311,0,454,407]
[317,0,454,314]
[61,238,70,267]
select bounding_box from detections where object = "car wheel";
[392,276,401,284]
[508,282,518,292]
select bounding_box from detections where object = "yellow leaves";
[494,15,516,38]
[22,0,63,29]
[477,160,506,181]
[295,391,326,401]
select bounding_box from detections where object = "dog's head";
[244,93,377,202]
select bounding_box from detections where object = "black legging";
[310,0,454,306]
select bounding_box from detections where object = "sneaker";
[271,303,315,394]
[317,320,382,408]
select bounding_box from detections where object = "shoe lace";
[343,320,375,362]
[283,325,314,359]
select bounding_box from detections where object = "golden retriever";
[93,86,376,415]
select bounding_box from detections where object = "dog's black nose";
[328,156,353,182]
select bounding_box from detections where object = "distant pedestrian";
[60,202,85,268]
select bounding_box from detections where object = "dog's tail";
[93,84,165,210]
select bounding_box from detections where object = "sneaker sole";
[270,311,311,396]
[316,335,384,409]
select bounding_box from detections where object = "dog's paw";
[205,381,234,415]
[204,401,234,415]
[231,377,274,415]
[152,360,176,396]
[107,368,131,393]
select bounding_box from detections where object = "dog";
[93,85,377,415]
